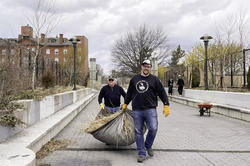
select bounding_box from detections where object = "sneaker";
[137,155,146,163]
[147,148,154,157]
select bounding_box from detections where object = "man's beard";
[143,70,149,76]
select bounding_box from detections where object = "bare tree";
[0,39,33,97]
[111,25,170,74]
[60,47,82,86]
[213,14,237,88]
[238,9,249,47]
[27,0,60,90]
[237,10,250,87]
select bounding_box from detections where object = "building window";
[55,58,59,62]
[23,57,28,63]
[49,38,56,43]
[46,49,50,55]
[54,49,59,55]
[23,36,29,40]
[63,49,67,54]
[11,49,15,55]
[1,57,5,63]
[63,58,66,62]
[2,49,6,55]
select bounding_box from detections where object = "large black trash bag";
[85,108,146,146]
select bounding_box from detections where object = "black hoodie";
[125,74,169,110]
[98,84,126,107]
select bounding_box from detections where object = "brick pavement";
[38,97,250,166]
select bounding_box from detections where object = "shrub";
[14,90,43,100]
[0,114,24,128]
[0,96,24,128]
[192,67,200,88]
[42,72,55,89]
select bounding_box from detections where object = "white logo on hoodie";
[136,80,149,93]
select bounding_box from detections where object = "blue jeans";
[105,106,120,113]
[133,108,158,156]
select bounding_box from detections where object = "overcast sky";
[1,0,250,74]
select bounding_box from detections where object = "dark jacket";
[125,74,169,110]
[168,80,173,87]
[98,84,126,107]
[177,78,184,87]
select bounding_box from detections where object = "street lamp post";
[242,48,250,88]
[200,35,213,90]
[69,37,81,91]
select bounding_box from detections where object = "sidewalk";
[38,97,250,166]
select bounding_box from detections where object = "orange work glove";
[121,104,127,112]
[163,105,170,117]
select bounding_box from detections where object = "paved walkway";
[38,97,250,166]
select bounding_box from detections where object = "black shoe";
[137,155,146,163]
[147,148,154,157]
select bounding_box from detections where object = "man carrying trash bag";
[98,76,126,113]
[85,76,140,147]
[121,59,170,163]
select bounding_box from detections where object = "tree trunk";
[220,60,223,88]
[32,44,39,90]
[211,61,214,86]
[32,54,38,90]
[230,54,233,87]
[190,65,193,88]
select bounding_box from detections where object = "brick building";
[0,24,89,90]
[17,24,89,76]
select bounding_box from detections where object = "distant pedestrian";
[121,59,170,163]
[98,76,126,113]
[177,75,184,96]
[167,79,174,95]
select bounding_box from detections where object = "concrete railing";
[169,88,250,110]
[0,88,93,143]
[0,88,97,166]
[166,88,250,122]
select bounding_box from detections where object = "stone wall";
[0,88,93,143]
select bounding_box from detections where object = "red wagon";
[198,104,213,116]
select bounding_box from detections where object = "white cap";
[142,59,151,65]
